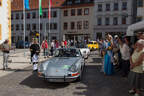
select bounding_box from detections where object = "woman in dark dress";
[30,38,40,72]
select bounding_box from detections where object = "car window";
[54,49,80,57]
[94,42,97,44]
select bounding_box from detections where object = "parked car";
[16,40,30,48]
[38,48,85,82]
[87,41,99,50]
[76,43,90,59]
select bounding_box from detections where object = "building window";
[85,0,91,3]
[32,24,36,30]
[137,0,143,7]
[11,14,13,20]
[16,24,19,30]
[40,23,43,30]
[71,9,75,16]
[43,12,47,18]
[113,17,118,25]
[97,18,102,26]
[53,11,57,18]
[11,24,14,31]
[46,23,50,30]
[21,24,23,30]
[27,13,30,19]
[122,2,127,10]
[27,24,30,30]
[21,13,23,19]
[50,23,53,30]
[84,21,89,29]
[77,9,82,16]
[0,0,2,6]
[114,3,118,11]
[106,4,110,11]
[16,13,19,20]
[64,22,68,30]
[32,12,36,19]
[122,16,127,24]
[105,17,110,25]
[75,0,80,3]
[64,10,68,16]
[98,4,102,12]
[71,22,75,30]
[84,8,89,15]
[77,21,82,30]
[53,23,57,30]
[136,17,143,22]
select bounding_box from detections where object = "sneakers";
[128,89,135,94]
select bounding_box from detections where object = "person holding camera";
[1,39,11,70]
[30,38,40,72]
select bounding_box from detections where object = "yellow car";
[87,41,99,50]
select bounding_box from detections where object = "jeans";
[3,53,9,69]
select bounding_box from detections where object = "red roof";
[11,0,66,11]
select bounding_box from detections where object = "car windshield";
[54,49,81,57]
[88,42,93,44]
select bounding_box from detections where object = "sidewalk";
[0,50,46,78]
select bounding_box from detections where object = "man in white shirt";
[119,37,131,77]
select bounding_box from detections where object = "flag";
[24,0,30,10]
[39,0,42,16]
[48,0,52,19]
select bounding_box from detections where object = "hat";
[137,39,144,46]
[114,35,118,38]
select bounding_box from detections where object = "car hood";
[43,57,80,77]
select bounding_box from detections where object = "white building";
[0,0,11,44]
[94,0,136,39]
[127,0,144,36]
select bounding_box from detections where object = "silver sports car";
[38,48,85,82]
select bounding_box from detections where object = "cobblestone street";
[0,51,143,96]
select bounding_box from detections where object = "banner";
[39,0,42,16]
[24,0,30,10]
[48,0,52,19]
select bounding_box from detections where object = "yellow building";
[0,0,11,44]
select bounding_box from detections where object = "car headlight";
[69,65,77,72]
[38,62,49,72]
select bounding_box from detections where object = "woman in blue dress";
[104,35,114,75]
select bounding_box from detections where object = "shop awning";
[127,20,144,36]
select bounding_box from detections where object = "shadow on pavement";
[73,64,132,96]
[20,73,69,89]
[11,62,30,64]
[89,57,102,63]
[0,68,32,72]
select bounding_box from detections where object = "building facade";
[0,0,11,44]
[126,0,144,36]
[11,0,65,44]
[61,0,94,42]
[94,0,136,39]
[136,0,144,21]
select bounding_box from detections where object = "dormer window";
[75,0,80,3]
[67,0,72,5]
